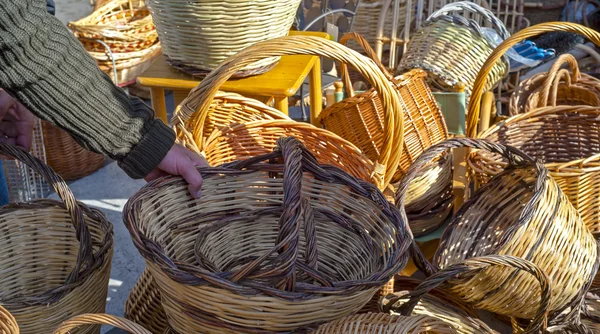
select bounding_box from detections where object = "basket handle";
[0,144,94,286]
[338,32,393,97]
[173,35,404,189]
[538,54,581,108]
[467,22,600,138]
[383,255,550,334]
[393,138,545,276]
[427,1,510,40]
[53,314,152,334]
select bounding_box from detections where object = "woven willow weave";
[0,305,18,334]
[53,314,151,334]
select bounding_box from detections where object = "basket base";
[164,55,279,79]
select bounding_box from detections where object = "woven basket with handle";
[53,314,151,334]
[145,0,300,77]
[509,53,600,116]
[0,305,18,334]
[0,144,114,334]
[320,33,447,190]
[397,1,509,105]
[41,121,105,181]
[398,138,597,328]
[124,136,410,333]
[173,35,404,190]
[386,255,551,333]
[467,23,600,236]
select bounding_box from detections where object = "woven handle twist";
[394,138,545,276]
[338,32,393,97]
[0,144,94,298]
[172,36,404,189]
[539,54,582,108]
[427,1,510,39]
[53,314,152,334]
[467,22,600,137]
[382,255,550,334]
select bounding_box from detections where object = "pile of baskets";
[69,0,161,88]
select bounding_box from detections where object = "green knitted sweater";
[0,0,175,179]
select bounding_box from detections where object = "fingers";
[184,148,209,167]
[176,155,204,199]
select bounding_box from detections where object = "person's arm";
[0,0,174,180]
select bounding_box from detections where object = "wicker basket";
[92,43,162,87]
[509,54,600,116]
[53,314,151,334]
[0,144,114,334]
[173,35,404,190]
[123,136,410,333]
[41,121,105,181]
[470,106,600,236]
[397,1,509,105]
[321,35,447,189]
[124,269,169,334]
[69,0,157,53]
[145,0,300,77]
[397,138,597,326]
[387,255,551,333]
[381,276,498,334]
[313,313,457,333]
[0,305,18,334]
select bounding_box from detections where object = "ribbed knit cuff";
[117,120,175,179]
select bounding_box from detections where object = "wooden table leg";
[309,59,322,125]
[274,96,289,116]
[149,88,167,124]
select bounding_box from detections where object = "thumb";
[177,157,204,199]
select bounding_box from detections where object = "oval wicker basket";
[69,0,157,53]
[313,313,458,333]
[386,255,551,333]
[124,137,410,333]
[173,35,404,190]
[144,0,300,77]
[509,54,600,116]
[397,1,509,105]
[41,121,105,181]
[124,269,169,334]
[0,304,18,334]
[381,276,498,334]
[0,144,114,334]
[397,138,597,326]
[53,314,151,334]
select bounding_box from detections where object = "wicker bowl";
[145,0,301,77]
[124,137,410,333]
[53,314,151,334]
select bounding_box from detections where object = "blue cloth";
[0,161,10,206]
[46,0,55,16]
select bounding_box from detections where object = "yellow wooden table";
[137,30,328,125]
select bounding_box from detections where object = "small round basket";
[397,1,509,105]
[0,305,18,334]
[53,314,151,334]
[385,255,551,333]
[313,313,457,333]
[397,138,597,328]
[0,144,114,334]
[144,0,301,77]
[124,136,410,333]
[509,54,600,116]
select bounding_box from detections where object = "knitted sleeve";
[0,0,174,179]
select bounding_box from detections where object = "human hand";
[0,90,35,151]
[144,144,208,199]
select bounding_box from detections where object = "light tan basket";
[53,314,151,334]
[124,269,169,334]
[313,313,458,333]
[0,144,114,334]
[145,0,301,77]
[509,54,600,116]
[398,138,597,327]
